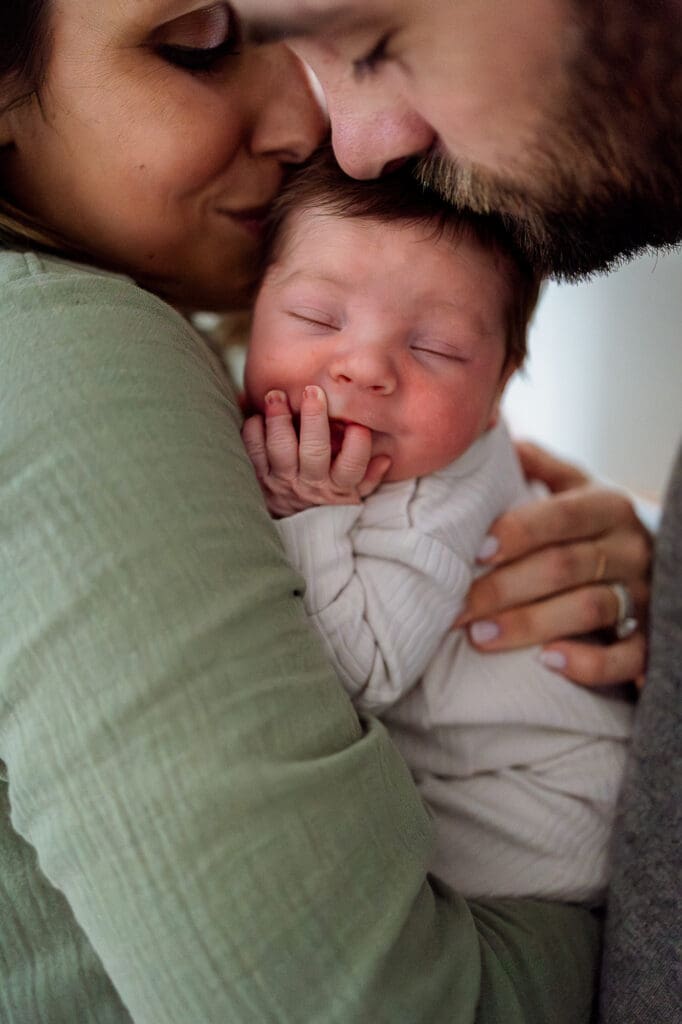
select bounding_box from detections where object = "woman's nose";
[329,348,397,395]
[250,46,328,164]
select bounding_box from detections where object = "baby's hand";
[242,386,391,518]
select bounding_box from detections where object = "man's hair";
[263,149,543,368]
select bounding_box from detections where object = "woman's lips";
[218,205,271,237]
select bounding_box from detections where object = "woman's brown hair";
[0,0,70,252]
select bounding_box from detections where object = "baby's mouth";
[329,419,347,458]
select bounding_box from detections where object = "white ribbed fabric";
[276,423,633,903]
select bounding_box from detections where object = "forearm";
[277,501,471,710]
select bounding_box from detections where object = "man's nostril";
[382,157,409,175]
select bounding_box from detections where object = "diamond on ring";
[609,582,639,639]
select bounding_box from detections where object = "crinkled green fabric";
[0,250,601,1023]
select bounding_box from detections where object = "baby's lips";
[329,419,347,457]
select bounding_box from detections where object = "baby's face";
[245,211,515,482]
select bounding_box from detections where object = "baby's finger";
[298,385,332,483]
[264,390,299,478]
[241,414,269,480]
[330,424,373,490]
[357,456,393,498]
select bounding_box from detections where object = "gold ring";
[594,549,607,582]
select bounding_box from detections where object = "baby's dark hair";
[263,148,542,369]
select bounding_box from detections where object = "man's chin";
[503,196,682,281]
[415,153,682,280]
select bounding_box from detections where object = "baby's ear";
[487,400,504,429]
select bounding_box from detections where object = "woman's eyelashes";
[155,3,241,73]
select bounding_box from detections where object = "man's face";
[234,0,682,279]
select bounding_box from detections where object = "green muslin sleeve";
[0,252,600,1023]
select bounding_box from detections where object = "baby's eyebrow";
[276,269,346,290]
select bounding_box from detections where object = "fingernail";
[470,620,500,645]
[303,385,322,401]
[540,650,568,671]
[477,535,499,561]
[265,389,286,405]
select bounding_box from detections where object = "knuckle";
[630,529,654,573]
[545,546,577,589]
[337,453,368,477]
[613,491,638,524]
[551,502,575,537]
[300,440,330,462]
[576,647,609,684]
[579,588,612,630]
[470,572,502,613]
[502,604,532,638]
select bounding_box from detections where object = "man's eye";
[155,3,241,73]
[352,33,392,81]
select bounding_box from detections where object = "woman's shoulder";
[0,248,175,323]
[0,248,191,355]
[0,247,237,422]
[0,247,224,373]
[0,247,132,290]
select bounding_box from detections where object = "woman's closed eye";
[154,3,241,73]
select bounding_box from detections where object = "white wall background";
[503,247,682,500]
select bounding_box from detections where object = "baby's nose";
[329,349,397,395]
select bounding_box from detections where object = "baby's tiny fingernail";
[477,535,499,561]
[540,650,568,671]
[470,620,500,645]
[303,385,322,401]
[265,389,286,405]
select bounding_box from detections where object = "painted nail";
[477,535,499,561]
[540,650,568,671]
[303,385,321,401]
[265,389,286,405]
[470,620,500,645]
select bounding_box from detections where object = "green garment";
[0,250,600,1023]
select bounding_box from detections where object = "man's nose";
[326,88,436,180]
[329,347,397,395]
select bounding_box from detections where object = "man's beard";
[415,2,682,280]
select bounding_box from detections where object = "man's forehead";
[235,0,379,43]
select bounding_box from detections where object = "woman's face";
[1,1,326,309]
